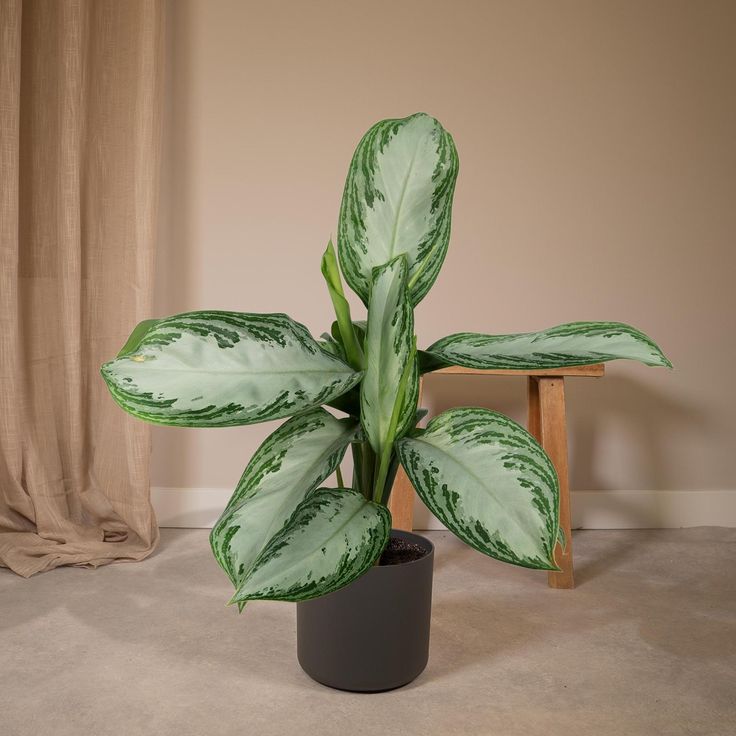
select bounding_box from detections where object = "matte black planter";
[296,529,434,692]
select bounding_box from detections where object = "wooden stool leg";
[388,467,415,531]
[536,377,574,589]
[527,376,541,440]
[388,377,424,531]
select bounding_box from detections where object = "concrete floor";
[1,528,734,736]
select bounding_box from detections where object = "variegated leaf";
[210,408,361,596]
[338,113,459,306]
[230,488,391,603]
[101,311,362,427]
[425,322,672,371]
[360,256,418,456]
[396,407,560,570]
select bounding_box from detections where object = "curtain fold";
[0,0,163,577]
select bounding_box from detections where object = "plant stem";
[351,442,375,500]
[380,454,400,506]
[335,464,344,488]
[360,441,376,500]
[321,240,364,370]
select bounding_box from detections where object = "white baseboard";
[152,487,736,530]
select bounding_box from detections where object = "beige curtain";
[0,0,163,577]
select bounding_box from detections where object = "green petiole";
[321,240,364,370]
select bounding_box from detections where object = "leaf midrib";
[116,365,355,377]
[387,136,421,260]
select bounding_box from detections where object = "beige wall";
[153,0,736,520]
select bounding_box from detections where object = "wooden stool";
[388,363,605,589]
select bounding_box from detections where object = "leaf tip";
[648,350,673,370]
[226,594,241,608]
[100,359,117,384]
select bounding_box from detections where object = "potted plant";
[101,113,670,692]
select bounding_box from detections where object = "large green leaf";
[209,409,361,598]
[396,407,560,570]
[101,311,362,427]
[360,256,418,458]
[230,488,391,604]
[338,113,459,307]
[424,322,672,371]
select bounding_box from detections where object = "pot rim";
[379,528,434,568]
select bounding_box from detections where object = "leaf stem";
[360,442,375,500]
[352,442,375,500]
[321,240,364,370]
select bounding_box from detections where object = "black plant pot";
[296,529,434,692]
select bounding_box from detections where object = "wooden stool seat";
[388,363,605,589]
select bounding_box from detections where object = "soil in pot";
[378,536,427,565]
